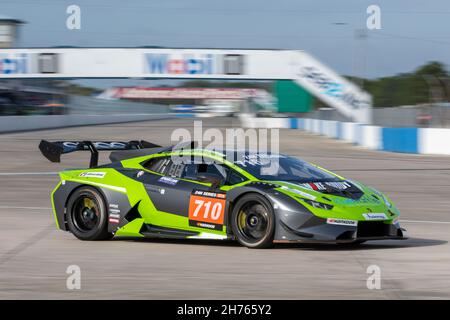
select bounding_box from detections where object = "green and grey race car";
[39,139,406,248]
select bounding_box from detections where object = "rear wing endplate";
[39,140,160,168]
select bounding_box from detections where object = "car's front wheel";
[231,194,275,249]
[66,186,112,240]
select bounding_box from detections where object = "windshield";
[234,153,340,182]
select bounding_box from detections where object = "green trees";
[364,61,449,108]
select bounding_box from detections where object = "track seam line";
[0,223,55,266]
[0,206,52,210]
[402,219,450,224]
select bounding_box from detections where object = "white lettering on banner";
[292,51,372,123]
[298,66,370,110]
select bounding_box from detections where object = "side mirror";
[197,173,223,189]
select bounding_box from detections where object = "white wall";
[360,125,381,150]
[419,128,450,155]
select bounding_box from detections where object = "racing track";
[0,118,449,299]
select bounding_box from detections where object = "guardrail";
[239,115,450,156]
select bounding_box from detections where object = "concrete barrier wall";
[240,116,450,155]
[308,105,450,128]
[0,114,172,134]
[419,128,450,155]
[68,95,170,115]
[382,127,418,153]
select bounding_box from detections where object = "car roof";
[109,147,284,163]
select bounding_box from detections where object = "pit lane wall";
[0,113,172,134]
[239,115,450,155]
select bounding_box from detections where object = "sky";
[2,0,450,86]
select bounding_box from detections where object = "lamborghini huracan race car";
[39,140,406,248]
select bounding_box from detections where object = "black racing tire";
[66,186,112,240]
[230,193,275,249]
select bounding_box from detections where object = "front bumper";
[274,215,406,244]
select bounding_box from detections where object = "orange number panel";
[188,190,226,231]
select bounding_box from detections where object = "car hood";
[268,179,399,221]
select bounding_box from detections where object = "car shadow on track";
[280,238,447,251]
[113,237,446,250]
[115,237,241,247]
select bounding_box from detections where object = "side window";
[166,162,185,177]
[226,169,247,185]
[144,156,247,186]
[180,163,226,180]
[180,163,200,180]
[143,156,172,174]
[179,161,247,186]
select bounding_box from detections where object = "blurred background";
[1,0,450,127]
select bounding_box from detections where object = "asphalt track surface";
[0,117,450,299]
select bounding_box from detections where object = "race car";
[39,139,406,248]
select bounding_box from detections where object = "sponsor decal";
[326,218,358,227]
[300,181,352,191]
[109,204,119,209]
[188,190,226,231]
[0,53,28,74]
[158,176,178,185]
[62,141,128,151]
[298,66,371,110]
[79,172,106,178]
[136,170,145,178]
[116,87,260,100]
[279,185,316,200]
[108,212,120,224]
[363,213,388,220]
[145,53,215,75]
[235,154,284,167]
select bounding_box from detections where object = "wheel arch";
[62,183,108,230]
[226,188,273,235]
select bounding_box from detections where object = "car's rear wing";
[39,140,160,168]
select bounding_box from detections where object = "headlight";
[372,188,392,208]
[381,194,392,208]
[279,185,316,200]
[303,199,333,210]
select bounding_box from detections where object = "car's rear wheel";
[66,186,112,240]
[231,194,275,249]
